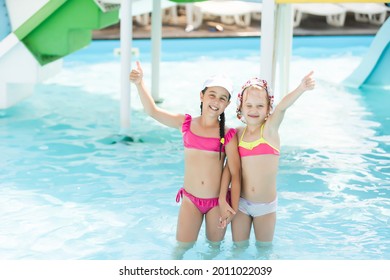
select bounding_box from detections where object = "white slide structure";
[0,0,62,109]
[1,0,120,109]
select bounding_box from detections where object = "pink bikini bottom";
[176,188,231,215]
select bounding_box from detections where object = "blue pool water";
[0,36,389,260]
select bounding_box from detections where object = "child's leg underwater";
[176,197,204,243]
[231,210,252,242]
[253,212,276,243]
[205,206,227,242]
[173,198,203,259]
[171,241,195,260]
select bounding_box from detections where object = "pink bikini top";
[182,114,236,153]
[238,123,280,157]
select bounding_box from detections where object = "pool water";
[0,36,389,260]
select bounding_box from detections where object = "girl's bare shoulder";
[235,126,245,137]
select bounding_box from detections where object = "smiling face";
[241,86,270,125]
[200,86,231,116]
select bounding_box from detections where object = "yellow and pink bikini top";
[238,124,280,157]
[182,114,236,153]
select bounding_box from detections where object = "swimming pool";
[0,36,389,260]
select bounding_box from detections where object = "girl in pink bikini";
[129,62,240,249]
[220,71,315,246]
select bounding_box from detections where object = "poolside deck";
[93,11,387,40]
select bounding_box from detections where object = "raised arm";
[268,71,315,130]
[129,61,184,129]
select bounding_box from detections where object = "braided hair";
[201,88,228,160]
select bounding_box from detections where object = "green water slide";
[13,0,119,65]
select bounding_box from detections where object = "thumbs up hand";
[129,61,144,85]
[299,71,315,92]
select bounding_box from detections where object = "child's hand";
[129,61,143,84]
[220,211,234,228]
[299,71,315,92]
[218,201,236,229]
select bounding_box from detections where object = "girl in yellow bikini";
[220,71,315,246]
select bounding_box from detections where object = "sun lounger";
[338,3,388,25]
[243,2,263,21]
[293,3,347,27]
[191,0,258,30]
[133,0,178,26]
[97,0,178,26]
[219,2,263,25]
